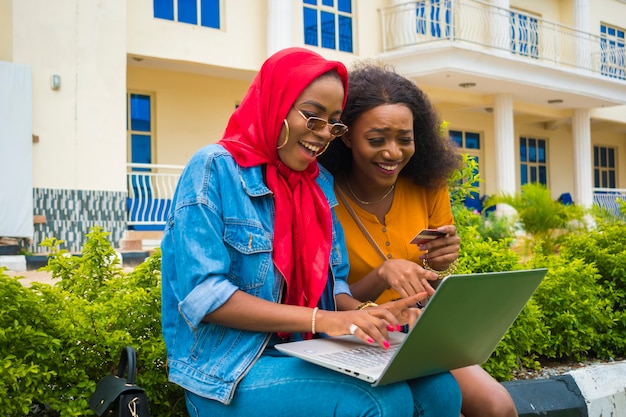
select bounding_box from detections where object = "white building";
[1,0,625,253]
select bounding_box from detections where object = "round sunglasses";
[295,108,348,137]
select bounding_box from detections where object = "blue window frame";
[450,130,482,208]
[520,137,547,186]
[303,0,353,53]
[153,0,220,29]
[128,93,153,169]
[510,11,539,58]
[594,146,617,188]
[127,93,155,212]
[600,24,625,80]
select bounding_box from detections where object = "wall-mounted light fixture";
[547,99,563,104]
[484,107,494,114]
[459,82,476,88]
[50,74,61,90]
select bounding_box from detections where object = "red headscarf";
[219,48,348,316]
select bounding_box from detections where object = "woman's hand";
[418,225,460,271]
[318,292,429,349]
[376,258,437,298]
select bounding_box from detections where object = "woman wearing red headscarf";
[161,47,461,417]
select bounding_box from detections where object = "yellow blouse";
[335,176,454,303]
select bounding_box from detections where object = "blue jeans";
[184,355,461,417]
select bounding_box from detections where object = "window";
[594,146,617,188]
[519,137,547,186]
[127,93,153,168]
[450,130,482,208]
[600,24,625,80]
[303,0,353,53]
[127,93,155,213]
[154,0,220,29]
[510,10,539,58]
[415,0,451,38]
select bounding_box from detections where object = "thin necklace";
[345,177,395,205]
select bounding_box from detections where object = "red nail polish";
[396,324,403,331]
[387,324,394,331]
[367,338,374,344]
[383,340,390,349]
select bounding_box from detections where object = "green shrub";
[559,222,626,312]
[0,227,187,417]
[449,184,624,378]
[0,272,61,415]
[483,183,588,255]
[525,253,618,361]
[2,208,625,411]
[456,233,521,274]
[483,299,547,381]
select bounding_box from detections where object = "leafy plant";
[526,253,618,361]
[0,227,187,417]
[0,271,61,415]
[3,211,626,409]
[448,153,482,208]
[483,183,588,255]
[558,222,626,324]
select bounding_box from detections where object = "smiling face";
[343,103,415,193]
[277,75,346,172]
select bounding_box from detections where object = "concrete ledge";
[504,375,587,416]
[503,361,626,417]
[0,255,27,271]
[0,252,150,271]
[569,361,626,417]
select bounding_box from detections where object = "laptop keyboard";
[319,344,399,369]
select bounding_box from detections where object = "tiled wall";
[31,188,127,253]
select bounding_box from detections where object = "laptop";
[276,268,548,386]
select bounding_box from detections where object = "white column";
[489,0,511,52]
[572,109,593,207]
[573,0,590,32]
[493,94,516,216]
[267,0,293,56]
[573,0,591,68]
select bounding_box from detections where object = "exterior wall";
[352,0,387,56]
[510,0,561,20]
[127,0,269,71]
[11,0,127,192]
[0,0,11,60]
[430,98,626,200]
[7,0,128,252]
[2,0,624,253]
[127,66,252,166]
[590,0,626,37]
[32,189,126,253]
[590,127,626,189]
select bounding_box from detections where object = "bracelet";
[423,258,459,280]
[355,300,378,310]
[311,307,319,334]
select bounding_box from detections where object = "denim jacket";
[161,144,351,404]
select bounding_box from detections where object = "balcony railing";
[380,0,625,80]
[593,188,626,216]
[124,164,624,228]
[126,163,184,229]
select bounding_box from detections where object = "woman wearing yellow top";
[318,62,518,417]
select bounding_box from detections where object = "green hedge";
[2,213,625,414]
[1,227,186,417]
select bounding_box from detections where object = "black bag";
[89,346,151,417]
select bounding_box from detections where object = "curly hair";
[318,61,460,189]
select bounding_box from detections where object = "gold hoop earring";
[315,141,331,157]
[277,119,290,150]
